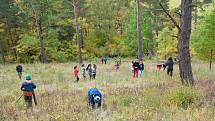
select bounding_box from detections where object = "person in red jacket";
[133,60,139,78]
[73,66,79,82]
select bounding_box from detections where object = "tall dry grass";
[0,60,214,121]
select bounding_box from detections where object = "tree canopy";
[0,0,214,63]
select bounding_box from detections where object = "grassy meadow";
[0,59,215,121]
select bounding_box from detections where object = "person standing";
[104,56,108,64]
[82,64,86,80]
[20,74,36,114]
[139,61,144,78]
[73,66,79,82]
[133,60,139,78]
[101,58,104,64]
[92,64,97,79]
[165,57,174,77]
[131,61,134,74]
[16,63,23,80]
[87,64,93,80]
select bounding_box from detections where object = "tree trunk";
[8,27,18,61]
[35,18,46,63]
[5,19,18,61]
[31,0,46,63]
[146,0,155,56]
[194,0,198,29]
[210,49,213,70]
[0,39,6,64]
[178,0,194,85]
[73,0,83,64]
[136,0,142,61]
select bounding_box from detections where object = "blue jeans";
[139,70,143,77]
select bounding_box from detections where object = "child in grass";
[21,74,36,114]
[139,61,144,78]
[131,61,134,74]
[114,57,121,72]
[73,66,79,82]
[92,64,97,79]
[165,57,174,77]
[104,56,108,64]
[16,63,23,80]
[86,64,93,80]
[82,64,86,80]
[88,88,102,109]
[133,60,139,78]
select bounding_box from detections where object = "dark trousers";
[88,95,101,109]
[93,74,96,79]
[76,76,79,82]
[24,96,32,108]
[167,69,173,77]
[89,74,93,80]
[17,72,22,80]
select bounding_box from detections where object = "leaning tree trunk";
[178,0,194,85]
[136,0,142,61]
[0,39,6,65]
[73,0,83,64]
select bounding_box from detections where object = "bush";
[163,87,202,108]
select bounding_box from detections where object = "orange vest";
[23,92,32,96]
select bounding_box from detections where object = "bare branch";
[159,2,181,31]
[171,35,178,38]
[72,0,79,7]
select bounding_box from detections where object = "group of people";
[131,60,144,78]
[101,57,108,64]
[16,63,37,114]
[14,57,176,114]
[164,57,174,77]
[16,63,102,114]
[73,64,97,82]
[131,57,175,78]
[157,57,174,77]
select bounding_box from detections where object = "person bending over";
[88,88,102,109]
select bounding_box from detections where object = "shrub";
[163,87,202,108]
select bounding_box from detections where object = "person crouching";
[88,88,102,109]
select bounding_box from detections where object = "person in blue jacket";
[21,74,36,109]
[88,88,102,109]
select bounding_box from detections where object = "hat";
[25,74,31,80]
[94,96,101,103]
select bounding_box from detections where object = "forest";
[1,0,215,120]
[0,0,214,64]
